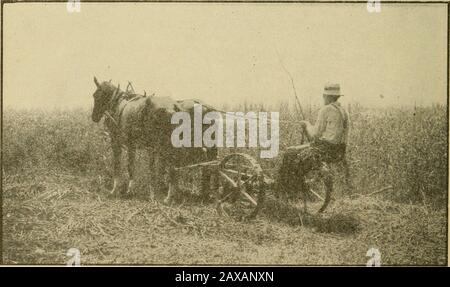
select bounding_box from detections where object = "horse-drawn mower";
[92,78,335,221]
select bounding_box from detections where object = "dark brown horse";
[91,77,217,202]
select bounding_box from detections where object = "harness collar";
[103,86,146,130]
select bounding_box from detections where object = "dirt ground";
[2,171,447,266]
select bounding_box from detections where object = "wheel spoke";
[242,175,256,185]
[224,163,252,171]
[218,190,235,203]
[215,153,264,220]
[222,168,253,179]
[309,188,325,201]
[239,188,258,206]
[220,170,252,187]
[219,171,238,188]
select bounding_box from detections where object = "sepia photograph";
[1,0,448,267]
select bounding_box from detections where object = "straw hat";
[323,83,343,97]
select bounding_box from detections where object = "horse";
[91,77,217,202]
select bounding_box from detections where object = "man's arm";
[302,107,327,140]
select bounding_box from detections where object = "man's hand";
[298,120,313,142]
[298,121,308,129]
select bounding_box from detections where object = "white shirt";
[306,102,350,144]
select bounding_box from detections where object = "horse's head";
[91,77,116,122]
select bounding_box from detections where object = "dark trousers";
[278,140,347,197]
[311,140,346,164]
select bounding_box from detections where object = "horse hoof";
[163,197,172,205]
[109,178,119,196]
[126,180,135,195]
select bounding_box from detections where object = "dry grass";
[2,106,447,265]
[2,171,446,265]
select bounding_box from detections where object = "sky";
[2,3,448,110]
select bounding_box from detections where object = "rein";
[99,86,313,151]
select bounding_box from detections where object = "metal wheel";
[301,163,333,214]
[215,153,265,220]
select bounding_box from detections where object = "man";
[278,83,351,197]
[300,83,350,162]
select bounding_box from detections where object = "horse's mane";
[101,82,144,101]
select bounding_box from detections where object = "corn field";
[2,104,447,265]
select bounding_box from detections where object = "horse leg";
[145,148,153,199]
[200,167,212,203]
[111,142,122,195]
[127,144,136,194]
[164,182,173,204]
[164,167,177,204]
[148,149,166,200]
[153,152,164,193]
